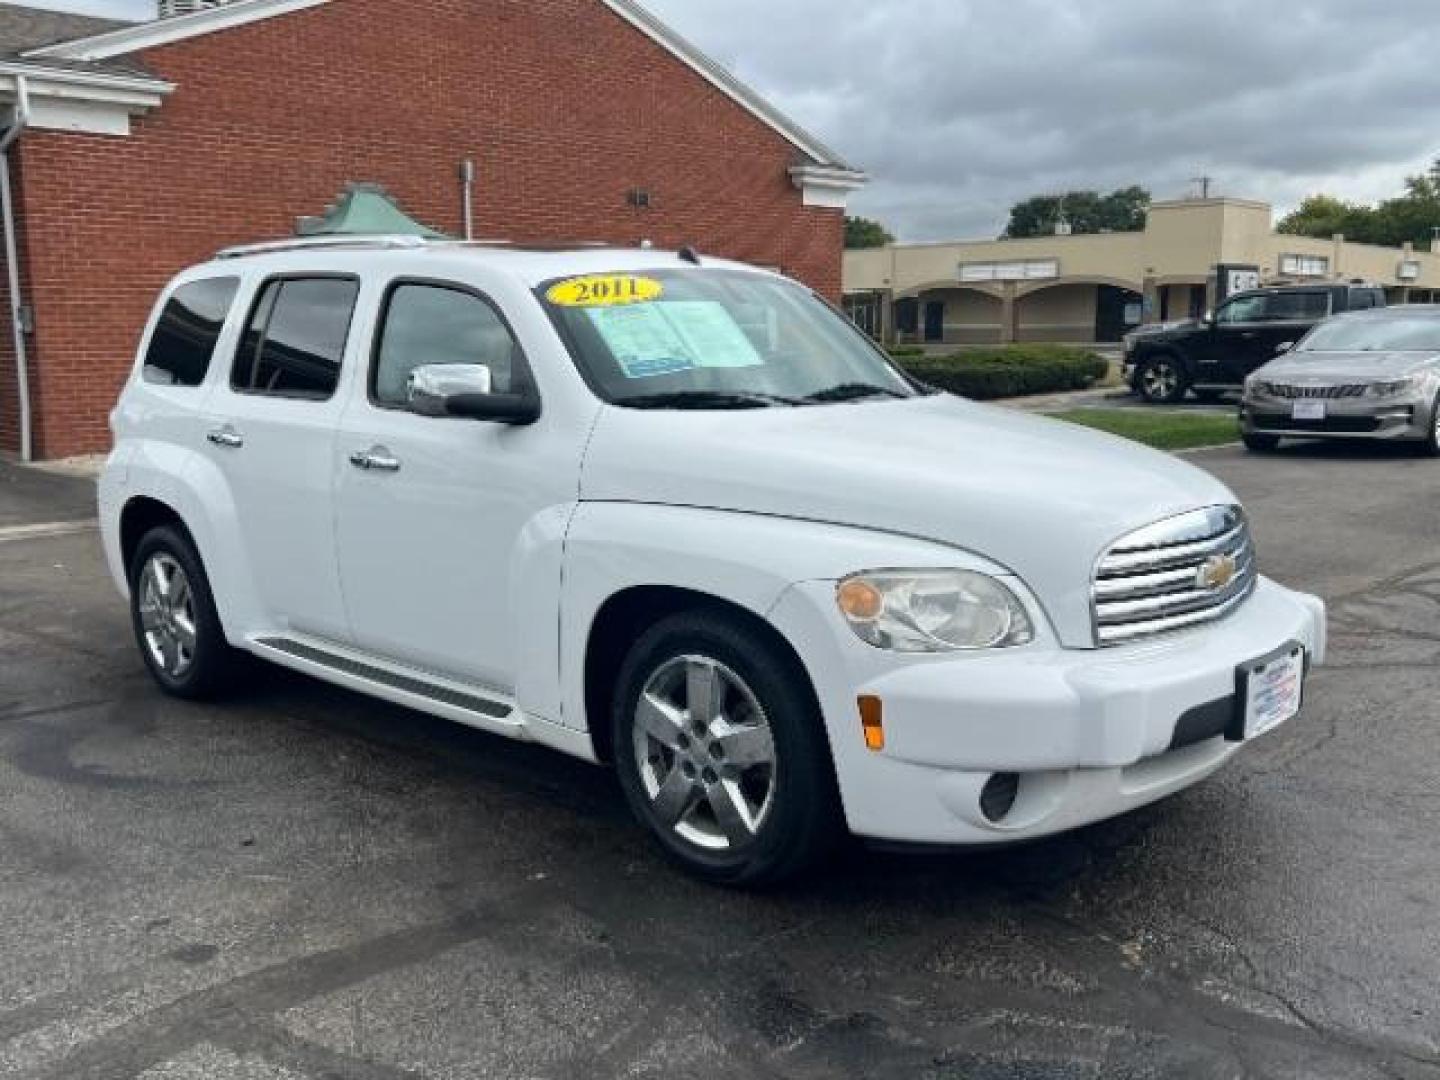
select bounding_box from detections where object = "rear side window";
[142,277,240,387]
[371,284,519,406]
[1263,291,1330,322]
[232,277,359,400]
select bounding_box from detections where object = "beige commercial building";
[844,197,1440,346]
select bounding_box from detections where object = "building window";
[1279,254,1330,278]
[959,259,1059,283]
[142,277,240,387]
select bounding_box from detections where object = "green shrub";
[895,345,1109,401]
[886,345,926,358]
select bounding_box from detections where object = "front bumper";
[769,577,1325,845]
[1241,396,1432,441]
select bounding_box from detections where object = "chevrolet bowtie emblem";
[1196,553,1239,592]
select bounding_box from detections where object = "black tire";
[128,525,243,700]
[1243,432,1281,453]
[1136,354,1188,404]
[612,609,842,887]
[1418,396,1440,457]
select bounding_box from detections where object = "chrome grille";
[1092,506,1257,645]
[1260,382,1368,399]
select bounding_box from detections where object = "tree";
[1277,195,1360,239]
[845,216,894,249]
[1279,159,1440,248]
[1002,186,1150,239]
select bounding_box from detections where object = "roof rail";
[214,234,432,260]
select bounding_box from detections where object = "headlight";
[836,569,1035,652]
[1368,378,1417,398]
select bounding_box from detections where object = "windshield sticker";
[659,302,763,369]
[586,306,697,379]
[546,274,664,308]
[586,301,764,378]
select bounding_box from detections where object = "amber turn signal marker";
[837,578,885,622]
[858,695,885,752]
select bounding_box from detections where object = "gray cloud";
[641,0,1440,241]
[32,0,1440,242]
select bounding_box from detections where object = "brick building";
[0,0,864,459]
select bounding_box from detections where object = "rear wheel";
[612,610,841,886]
[1243,432,1281,453]
[129,525,243,700]
[1137,354,1187,404]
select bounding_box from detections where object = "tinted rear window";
[232,277,359,400]
[142,277,240,387]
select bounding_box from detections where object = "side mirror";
[407,364,541,426]
[1275,341,1295,355]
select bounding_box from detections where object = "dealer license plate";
[1238,645,1305,740]
[1292,400,1326,421]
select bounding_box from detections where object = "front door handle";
[349,447,402,473]
[207,426,244,449]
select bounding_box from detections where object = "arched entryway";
[1016,277,1143,343]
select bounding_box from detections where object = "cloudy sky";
[31,0,1440,242]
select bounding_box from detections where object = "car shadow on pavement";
[230,657,1172,909]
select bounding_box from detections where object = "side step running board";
[253,635,515,722]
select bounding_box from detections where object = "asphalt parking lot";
[1,443,1438,1080]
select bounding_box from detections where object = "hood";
[580,395,1236,647]
[1129,319,1199,339]
[1256,351,1440,382]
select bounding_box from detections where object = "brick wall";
[2,0,844,458]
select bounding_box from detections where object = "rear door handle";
[349,447,402,473]
[206,426,244,449]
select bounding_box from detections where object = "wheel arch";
[583,585,824,767]
[119,495,194,580]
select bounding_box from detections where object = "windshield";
[1298,317,1440,354]
[538,268,919,408]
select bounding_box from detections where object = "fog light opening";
[979,772,1021,824]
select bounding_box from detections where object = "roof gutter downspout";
[0,74,31,461]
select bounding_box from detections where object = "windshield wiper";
[618,390,804,410]
[804,383,909,403]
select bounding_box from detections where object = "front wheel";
[1137,355,1188,404]
[1418,396,1440,457]
[612,610,841,886]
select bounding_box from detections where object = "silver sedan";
[1241,306,1440,455]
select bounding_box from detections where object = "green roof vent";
[296,183,449,239]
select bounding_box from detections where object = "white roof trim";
[600,0,859,172]
[25,0,331,62]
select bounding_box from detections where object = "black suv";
[1124,283,1386,403]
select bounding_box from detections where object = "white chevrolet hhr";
[100,237,1326,885]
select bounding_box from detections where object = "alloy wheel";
[137,553,198,679]
[1141,361,1180,401]
[631,655,777,851]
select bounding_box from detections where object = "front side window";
[1216,295,1266,324]
[372,284,519,407]
[142,277,240,387]
[539,268,918,408]
[232,277,359,400]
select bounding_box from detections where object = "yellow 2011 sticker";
[546,274,665,308]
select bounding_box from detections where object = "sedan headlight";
[1368,378,1418,398]
[836,569,1035,652]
